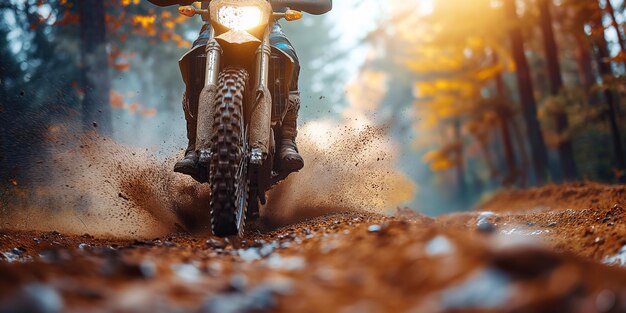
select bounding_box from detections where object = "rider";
[147,0,332,177]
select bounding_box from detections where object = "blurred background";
[1,0,625,216]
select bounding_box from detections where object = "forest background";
[1,0,625,215]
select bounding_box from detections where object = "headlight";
[218,6,263,30]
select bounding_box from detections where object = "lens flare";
[218,6,263,30]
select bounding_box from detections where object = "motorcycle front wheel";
[209,67,250,237]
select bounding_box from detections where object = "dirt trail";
[1,183,626,313]
[477,182,626,214]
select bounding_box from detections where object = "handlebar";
[150,0,330,15]
[178,6,207,17]
[270,0,331,15]
[178,4,303,21]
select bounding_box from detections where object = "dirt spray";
[0,119,415,238]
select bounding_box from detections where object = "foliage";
[361,0,626,212]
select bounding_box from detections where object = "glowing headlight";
[218,6,263,30]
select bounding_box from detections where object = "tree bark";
[453,119,467,200]
[478,132,498,183]
[574,34,599,105]
[511,117,530,187]
[591,6,626,172]
[499,118,518,184]
[492,52,518,185]
[504,0,550,185]
[538,0,578,181]
[0,102,6,181]
[79,0,111,133]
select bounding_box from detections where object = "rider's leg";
[280,90,305,172]
[270,23,304,172]
[174,91,199,174]
[174,26,210,174]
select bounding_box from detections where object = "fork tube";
[196,25,221,163]
[205,26,221,86]
[249,27,272,159]
[255,29,271,89]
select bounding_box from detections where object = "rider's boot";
[279,91,305,173]
[174,93,199,175]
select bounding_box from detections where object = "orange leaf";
[112,63,130,71]
[110,90,125,109]
[141,107,157,118]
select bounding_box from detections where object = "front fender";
[215,30,262,56]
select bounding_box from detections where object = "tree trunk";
[478,132,498,183]
[453,119,467,200]
[511,117,530,187]
[605,0,626,67]
[492,52,518,185]
[595,46,626,171]
[603,0,625,118]
[538,0,578,181]
[79,0,111,133]
[574,34,599,105]
[493,52,507,96]
[504,0,550,185]
[591,7,626,172]
[499,118,518,185]
[0,102,6,181]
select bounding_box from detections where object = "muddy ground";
[1,182,626,313]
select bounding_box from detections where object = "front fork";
[195,26,221,164]
[204,26,221,87]
[196,25,273,166]
[250,30,273,165]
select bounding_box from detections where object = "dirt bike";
[177,0,304,237]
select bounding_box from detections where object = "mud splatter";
[0,118,416,237]
[0,129,210,239]
[265,119,416,226]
